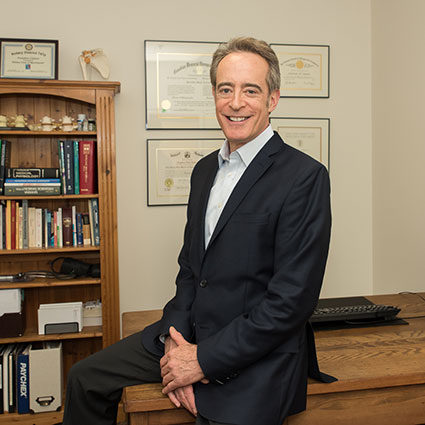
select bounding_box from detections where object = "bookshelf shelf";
[0,80,120,423]
[0,326,103,345]
[0,130,97,136]
[0,246,100,255]
[0,277,101,290]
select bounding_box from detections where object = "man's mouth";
[227,116,249,122]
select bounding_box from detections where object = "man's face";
[213,51,280,151]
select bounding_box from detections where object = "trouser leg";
[195,414,235,425]
[63,331,161,425]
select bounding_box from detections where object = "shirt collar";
[218,125,274,167]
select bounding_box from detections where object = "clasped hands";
[160,326,209,416]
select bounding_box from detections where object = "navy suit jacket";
[142,132,332,425]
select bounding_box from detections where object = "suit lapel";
[205,133,284,250]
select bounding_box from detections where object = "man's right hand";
[164,334,197,416]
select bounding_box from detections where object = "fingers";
[170,385,197,416]
[169,326,187,346]
[167,390,181,408]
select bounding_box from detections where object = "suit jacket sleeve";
[196,164,331,381]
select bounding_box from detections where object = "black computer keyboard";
[310,304,401,323]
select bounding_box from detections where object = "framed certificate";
[145,40,221,129]
[0,38,58,79]
[270,117,330,168]
[270,44,329,98]
[147,138,223,206]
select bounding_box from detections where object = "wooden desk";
[122,293,425,425]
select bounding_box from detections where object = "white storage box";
[29,341,63,413]
[38,301,83,335]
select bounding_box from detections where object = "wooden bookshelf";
[0,80,121,423]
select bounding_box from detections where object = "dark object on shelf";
[51,257,100,278]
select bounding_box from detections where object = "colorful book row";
[0,139,97,196]
[0,198,100,250]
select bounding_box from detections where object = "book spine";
[0,202,3,250]
[22,200,28,249]
[4,186,61,196]
[6,168,60,179]
[88,199,94,246]
[64,140,75,195]
[57,208,63,248]
[5,178,61,184]
[17,205,23,249]
[28,207,36,248]
[6,200,11,250]
[58,141,66,194]
[62,207,73,247]
[10,201,16,250]
[53,211,58,247]
[73,141,80,194]
[35,208,42,248]
[82,213,91,246]
[16,350,30,414]
[0,140,11,195]
[91,198,100,246]
[76,212,83,246]
[79,140,96,194]
[72,205,77,246]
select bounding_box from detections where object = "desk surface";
[123,293,425,425]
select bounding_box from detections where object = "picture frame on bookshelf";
[147,138,223,206]
[0,38,59,80]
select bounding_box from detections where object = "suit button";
[199,280,208,288]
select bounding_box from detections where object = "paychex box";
[29,341,63,413]
[38,301,83,335]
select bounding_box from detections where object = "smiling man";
[63,37,334,425]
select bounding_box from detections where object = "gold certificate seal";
[296,60,304,69]
[164,178,174,189]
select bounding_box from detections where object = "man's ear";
[268,89,280,113]
[212,86,216,97]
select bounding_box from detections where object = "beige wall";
[3,0,379,315]
[372,0,425,294]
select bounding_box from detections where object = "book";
[4,186,61,196]
[88,199,95,246]
[5,178,61,185]
[76,212,83,246]
[6,168,60,179]
[35,208,42,248]
[0,202,3,250]
[0,140,12,195]
[57,208,63,248]
[90,198,100,246]
[0,346,5,413]
[6,200,11,250]
[73,141,80,194]
[72,205,77,246]
[10,200,16,250]
[2,344,15,413]
[62,207,73,247]
[82,213,91,246]
[64,140,75,194]
[28,207,36,248]
[79,140,97,194]
[16,344,31,414]
[22,200,28,249]
[58,141,66,194]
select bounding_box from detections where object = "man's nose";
[229,91,245,109]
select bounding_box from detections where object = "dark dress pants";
[63,331,162,425]
[63,331,233,425]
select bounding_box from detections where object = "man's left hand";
[160,326,208,394]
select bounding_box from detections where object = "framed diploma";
[145,40,221,129]
[0,38,58,79]
[147,138,224,206]
[270,117,330,168]
[270,44,329,98]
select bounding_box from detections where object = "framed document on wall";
[147,138,223,206]
[270,44,329,98]
[145,40,221,129]
[0,38,58,79]
[270,117,330,168]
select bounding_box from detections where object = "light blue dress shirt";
[204,125,274,248]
